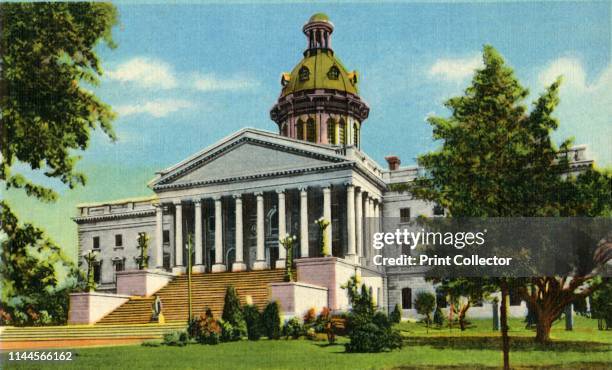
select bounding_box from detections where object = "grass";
[1,317,610,369]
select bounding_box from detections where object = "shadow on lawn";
[404,336,611,353]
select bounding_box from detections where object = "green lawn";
[2,317,610,369]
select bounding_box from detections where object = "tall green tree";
[411,45,611,365]
[0,3,118,323]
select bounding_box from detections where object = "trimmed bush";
[415,291,436,328]
[189,308,221,345]
[262,301,282,339]
[219,319,242,342]
[390,304,402,324]
[162,331,188,347]
[243,304,263,340]
[222,286,247,337]
[283,317,303,339]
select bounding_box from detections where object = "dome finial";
[303,13,334,55]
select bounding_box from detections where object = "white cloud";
[115,99,193,118]
[537,58,612,166]
[106,57,178,89]
[428,55,483,82]
[192,73,260,92]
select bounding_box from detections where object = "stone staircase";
[0,323,185,342]
[97,269,287,325]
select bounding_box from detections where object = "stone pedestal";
[192,265,206,273]
[116,269,174,297]
[275,259,286,269]
[68,292,130,325]
[232,262,247,272]
[172,266,186,275]
[253,261,269,271]
[212,264,227,273]
[269,282,328,318]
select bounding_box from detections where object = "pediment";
[153,131,348,189]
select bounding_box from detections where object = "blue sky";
[6,1,611,260]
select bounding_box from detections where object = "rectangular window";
[93,236,100,250]
[93,263,101,284]
[399,208,411,223]
[509,288,522,306]
[402,288,412,309]
[115,234,123,247]
[433,204,445,216]
[163,230,170,244]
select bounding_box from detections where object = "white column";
[275,190,287,269]
[192,199,205,273]
[346,184,357,263]
[253,192,268,270]
[155,204,164,269]
[172,201,185,274]
[299,187,309,258]
[212,196,226,272]
[232,194,247,272]
[322,186,332,256]
[366,196,374,261]
[355,189,363,260]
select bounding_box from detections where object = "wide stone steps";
[97,269,287,325]
[0,323,185,341]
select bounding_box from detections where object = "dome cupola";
[270,13,369,148]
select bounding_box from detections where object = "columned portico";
[155,204,164,269]
[275,190,287,269]
[232,195,247,271]
[212,196,226,272]
[253,192,269,270]
[355,189,363,259]
[345,184,357,263]
[172,201,186,274]
[299,187,309,258]
[322,185,332,256]
[193,199,206,273]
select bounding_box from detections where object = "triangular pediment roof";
[150,128,352,190]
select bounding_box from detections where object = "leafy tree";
[0,2,118,324]
[414,292,436,330]
[433,278,496,331]
[410,45,611,367]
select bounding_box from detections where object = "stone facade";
[73,14,594,320]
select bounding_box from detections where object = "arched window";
[296,120,305,140]
[327,118,337,144]
[353,122,360,147]
[402,288,412,309]
[299,66,310,82]
[306,118,316,142]
[327,66,340,80]
[281,123,288,137]
[338,119,346,145]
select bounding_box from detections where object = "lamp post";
[187,233,193,321]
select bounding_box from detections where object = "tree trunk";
[500,281,510,370]
[535,313,554,343]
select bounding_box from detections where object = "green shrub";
[141,340,161,347]
[415,291,436,328]
[283,317,303,339]
[343,276,402,353]
[222,286,247,337]
[262,301,282,339]
[219,319,242,342]
[189,308,221,345]
[390,304,402,324]
[162,331,188,346]
[243,304,263,340]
